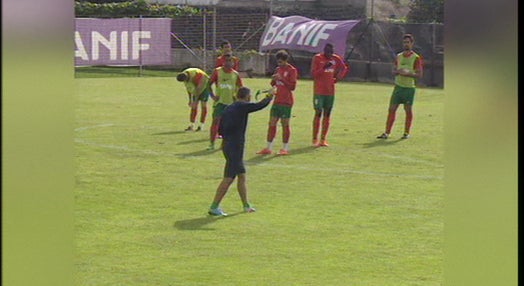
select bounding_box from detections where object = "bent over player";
[176,68,212,131]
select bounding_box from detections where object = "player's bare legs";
[236,174,255,212]
[378,103,400,139]
[257,116,279,154]
[208,116,220,150]
[187,100,199,131]
[196,101,207,131]
[279,118,291,154]
[312,109,322,146]
[402,104,413,138]
[208,177,234,215]
[319,108,331,146]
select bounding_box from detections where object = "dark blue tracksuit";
[218,97,272,178]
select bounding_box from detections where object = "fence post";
[431,22,436,87]
[213,5,217,58]
[203,10,207,72]
[366,18,373,81]
[266,1,272,76]
[139,15,143,77]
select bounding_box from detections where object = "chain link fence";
[76,6,443,87]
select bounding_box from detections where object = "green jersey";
[211,67,242,105]
[394,51,422,88]
[183,68,209,95]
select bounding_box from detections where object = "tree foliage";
[75,0,202,18]
[406,0,444,23]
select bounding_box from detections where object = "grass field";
[74,74,444,285]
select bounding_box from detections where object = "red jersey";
[270,63,298,107]
[215,55,240,71]
[311,53,348,96]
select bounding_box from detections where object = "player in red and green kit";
[256,50,298,155]
[176,67,212,131]
[311,43,349,147]
[208,54,243,150]
[215,40,240,71]
[376,33,423,139]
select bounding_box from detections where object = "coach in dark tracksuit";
[208,87,273,216]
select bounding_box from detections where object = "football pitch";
[74,76,444,285]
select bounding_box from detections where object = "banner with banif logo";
[259,16,361,56]
[75,18,172,66]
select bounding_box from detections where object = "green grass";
[75,76,444,285]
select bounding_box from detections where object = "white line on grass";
[74,123,115,132]
[373,153,443,168]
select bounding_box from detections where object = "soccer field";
[74,76,444,285]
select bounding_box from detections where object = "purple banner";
[75,18,172,66]
[260,16,361,56]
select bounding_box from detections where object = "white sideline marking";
[75,123,115,132]
[376,153,443,168]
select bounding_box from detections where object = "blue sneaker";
[208,208,227,216]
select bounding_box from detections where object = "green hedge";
[75,0,202,18]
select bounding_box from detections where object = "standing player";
[256,50,298,155]
[176,68,212,131]
[215,40,240,71]
[376,33,423,139]
[208,87,273,216]
[208,54,243,150]
[310,43,349,147]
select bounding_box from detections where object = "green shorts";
[213,103,228,118]
[390,85,416,105]
[192,85,212,102]
[313,95,335,111]
[270,104,292,119]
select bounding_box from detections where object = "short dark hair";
[275,50,289,62]
[220,40,231,48]
[176,73,188,82]
[403,34,414,42]
[237,87,250,99]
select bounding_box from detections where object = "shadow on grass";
[245,145,317,165]
[177,148,221,157]
[152,130,187,136]
[177,138,209,145]
[174,212,243,231]
[361,138,403,148]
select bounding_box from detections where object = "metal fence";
[76,7,444,87]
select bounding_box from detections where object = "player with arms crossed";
[176,68,212,131]
[208,54,243,150]
[256,50,298,155]
[208,87,274,216]
[376,33,423,139]
[311,43,349,147]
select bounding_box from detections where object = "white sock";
[200,123,205,129]
[283,143,290,150]
[267,141,274,150]
[189,122,194,128]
